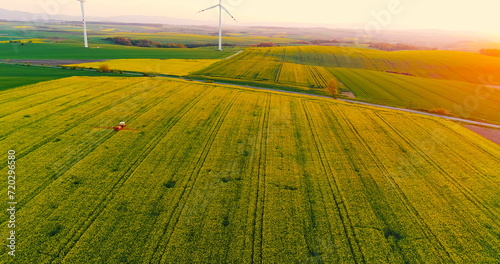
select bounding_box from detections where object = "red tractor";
[93,121,139,132]
[115,121,127,131]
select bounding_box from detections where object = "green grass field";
[0,63,135,91]
[328,68,500,123]
[1,77,498,263]
[0,43,239,60]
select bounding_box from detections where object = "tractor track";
[146,91,241,263]
[344,110,457,262]
[300,100,365,264]
[291,100,340,263]
[331,105,455,262]
[249,93,271,264]
[133,86,226,263]
[403,118,500,223]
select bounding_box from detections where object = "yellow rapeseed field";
[68,58,220,76]
[0,76,499,263]
[13,26,34,29]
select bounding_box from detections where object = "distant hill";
[0,8,42,21]
[0,8,87,22]
[0,8,212,26]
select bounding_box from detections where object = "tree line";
[104,37,187,48]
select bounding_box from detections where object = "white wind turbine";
[197,0,237,51]
[77,0,88,48]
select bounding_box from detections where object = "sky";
[3,0,500,35]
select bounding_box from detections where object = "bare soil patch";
[341,91,356,98]
[463,125,500,145]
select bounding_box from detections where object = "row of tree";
[385,71,415,77]
[369,42,436,51]
[104,37,187,48]
[249,42,276,47]
[8,40,33,44]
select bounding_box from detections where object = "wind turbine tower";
[197,0,237,51]
[77,0,88,48]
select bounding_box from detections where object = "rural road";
[222,50,243,60]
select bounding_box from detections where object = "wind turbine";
[77,0,88,48]
[197,0,237,51]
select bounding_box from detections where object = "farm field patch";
[1,77,499,263]
[328,68,500,123]
[0,43,239,60]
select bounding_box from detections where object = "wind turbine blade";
[221,5,237,22]
[197,4,219,13]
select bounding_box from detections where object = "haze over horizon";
[3,0,500,36]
